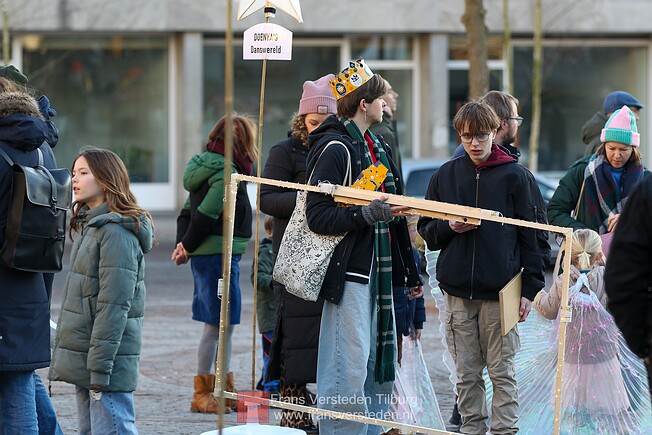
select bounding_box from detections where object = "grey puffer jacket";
[49,203,154,392]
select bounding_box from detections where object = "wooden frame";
[215,174,574,435]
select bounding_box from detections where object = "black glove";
[361,199,393,225]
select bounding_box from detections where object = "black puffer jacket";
[605,176,652,366]
[417,148,547,301]
[260,134,324,385]
[305,115,422,304]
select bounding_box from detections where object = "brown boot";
[225,372,238,411]
[190,374,231,414]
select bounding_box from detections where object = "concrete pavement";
[44,212,464,434]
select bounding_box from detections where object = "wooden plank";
[234,174,568,233]
[228,173,575,435]
[499,271,522,336]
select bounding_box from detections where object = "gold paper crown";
[329,59,374,100]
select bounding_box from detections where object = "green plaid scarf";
[341,117,396,384]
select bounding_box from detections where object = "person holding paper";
[417,100,548,435]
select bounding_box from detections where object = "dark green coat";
[251,237,276,333]
[548,155,650,232]
[49,203,154,392]
[547,156,594,231]
[178,151,250,256]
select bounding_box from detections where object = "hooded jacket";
[305,115,422,304]
[176,151,252,256]
[0,93,58,371]
[49,203,154,391]
[418,146,547,301]
[605,176,652,362]
[582,111,608,156]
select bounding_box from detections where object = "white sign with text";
[243,22,292,61]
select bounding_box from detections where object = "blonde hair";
[570,229,602,270]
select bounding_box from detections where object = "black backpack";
[0,147,72,272]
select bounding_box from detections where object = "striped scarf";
[341,117,396,384]
[583,154,644,233]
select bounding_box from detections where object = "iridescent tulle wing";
[425,248,458,393]
[488,278,652,434]
[388,336,446,430]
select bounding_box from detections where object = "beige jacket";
[533,265,607,320]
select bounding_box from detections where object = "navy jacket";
[0,114,58,371]
[305,115,422,304]
[418,148,547,301]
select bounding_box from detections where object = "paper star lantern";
[237,0,303,23]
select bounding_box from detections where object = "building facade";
[12,0,652,210]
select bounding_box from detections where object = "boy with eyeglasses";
[453,90,523,160]
[418,100,548,435]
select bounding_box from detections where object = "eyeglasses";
[459,132,491,144]
[507,117,523,126]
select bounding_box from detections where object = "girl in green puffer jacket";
[50,147,154,435]
[171,114,256,414]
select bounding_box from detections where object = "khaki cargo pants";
[445,293,521,435]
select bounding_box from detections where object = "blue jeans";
[0,370,38,434]
[34,373,63,435]
[76,387,137,435]
[316,280,395,435]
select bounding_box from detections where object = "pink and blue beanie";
[600,105,640,147]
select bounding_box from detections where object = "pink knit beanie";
[600,105,640,147]
[298,74,337,116]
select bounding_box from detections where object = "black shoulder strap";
[37,148,44,167]
[0,147,13,166]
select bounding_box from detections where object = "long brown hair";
[69,147,153,237]
[206,113,257,161]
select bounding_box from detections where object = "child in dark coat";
[251,215,280,394]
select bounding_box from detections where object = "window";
[373,68,413,162]
[448,65,504,153]
[203,42,339,168]
[350,36,419,160]
[350,35,413,61]
[513,43,648,171]
[21,35,170,182]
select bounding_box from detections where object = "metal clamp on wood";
[559,305,573,323]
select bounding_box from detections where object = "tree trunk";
[462,0,488,100]
[529,0,542,172]
[2,0,9,64]
[503,0,512,94]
